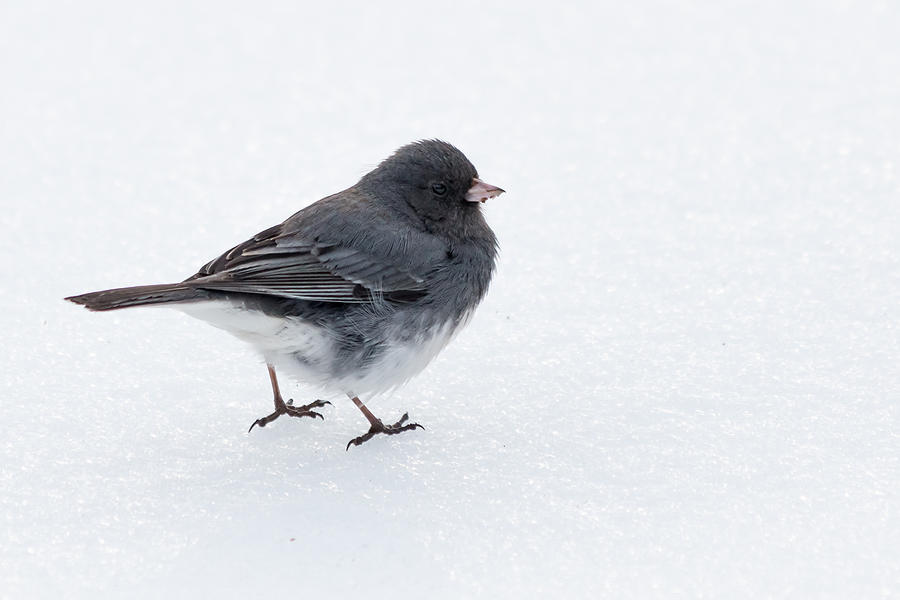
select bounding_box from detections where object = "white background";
[2,1,899,598]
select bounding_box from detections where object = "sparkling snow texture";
[2,1,899,598]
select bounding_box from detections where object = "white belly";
[331,318,461,396]
[179,301,467,397]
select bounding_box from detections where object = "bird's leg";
[345,394,423,450]
[248,365,331,432]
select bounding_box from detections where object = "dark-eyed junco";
[67,140,504,449]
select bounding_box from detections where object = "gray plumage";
[67,140,504,446]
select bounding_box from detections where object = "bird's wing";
[184,222,428,304]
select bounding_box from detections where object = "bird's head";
[361,140,504,234]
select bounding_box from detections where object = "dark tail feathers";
[66,284,207,311]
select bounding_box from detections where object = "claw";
[346,429,380,450]
[248,398,331,432]
[345,414,424,450]
[346,434,370,451]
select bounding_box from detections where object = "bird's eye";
[431,182,447,196]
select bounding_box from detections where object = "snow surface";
[3,1,900,598]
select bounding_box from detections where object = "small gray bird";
[67,140,504,449]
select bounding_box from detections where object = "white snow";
[3,1,900,598]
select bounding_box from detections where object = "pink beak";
[465,178,505,203]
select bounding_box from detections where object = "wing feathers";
[186,223,428,303]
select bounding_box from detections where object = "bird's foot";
[345,413,424,450]
[248,398,331,432]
